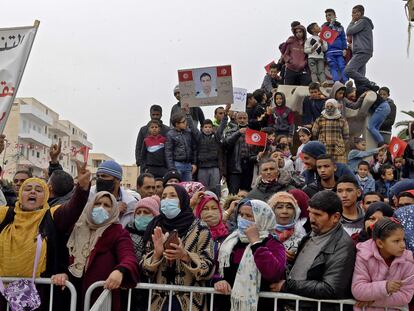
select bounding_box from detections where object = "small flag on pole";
[245,128,267,146]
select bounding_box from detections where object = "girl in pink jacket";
[352,217,414,310]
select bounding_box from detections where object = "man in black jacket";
[170,85,205,128]
[223,112,256,194]
[270,190,356,310]
[135,105,170,168]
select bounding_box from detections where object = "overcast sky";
[3,0,414,165]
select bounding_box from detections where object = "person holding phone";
[142,184,214,311]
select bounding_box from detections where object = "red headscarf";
[195,196,228,240]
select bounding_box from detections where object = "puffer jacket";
[352,239,414,310]
[346,16,374,54]
[284,224,356,301]
[193,117,227,169]
[247,170,295,202]
[165,115,197,169]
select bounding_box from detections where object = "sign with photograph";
[178,65,233,107]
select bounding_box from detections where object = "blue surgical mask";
[92,206,109,225]
[237,215,255,234]
[134,215,153,231]
[160,198,181,219]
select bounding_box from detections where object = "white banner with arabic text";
[0,23,38,133]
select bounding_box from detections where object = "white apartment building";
[2,97,93,180]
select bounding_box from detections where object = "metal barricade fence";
[0,277,77,311]
[86,282,409,311]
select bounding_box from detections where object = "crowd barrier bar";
[0,277,77,311]
[87,281,407,311]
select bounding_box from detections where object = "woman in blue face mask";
[214,199,286,311]
[142,184,214,311]
[60,191,139,311]
[126,195,160,261]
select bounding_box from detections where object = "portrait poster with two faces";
[178,65,233,107]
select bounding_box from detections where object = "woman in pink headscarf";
[194,195,229,283]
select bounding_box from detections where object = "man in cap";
[89,160,137,227]
[170,85,205,128]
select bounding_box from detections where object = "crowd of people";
[1,3,414,311]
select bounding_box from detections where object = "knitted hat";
[163,170,182,186]
[173,85,180,94]
[97,160,123,180]
[135,195,160,216]
[390,179,414,199]
[301,141,326,159]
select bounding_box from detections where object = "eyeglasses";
[177,120,187,124]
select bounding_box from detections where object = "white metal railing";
[85,282,409,311]
[0,277,77,311]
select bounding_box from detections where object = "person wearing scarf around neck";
[268,192,307,262]
[312,98,350,164]
[194,195,229,286]
[51,191,139,311]
[125,197,160,311]
[126,195,160,261]
[214,199,286,311]
[142,184,214,311]
[0,163,91,310]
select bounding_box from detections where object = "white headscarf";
[321,98,341,119]
[218,200,276,311]
[67,191,119,277]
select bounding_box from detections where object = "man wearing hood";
[282,24,311,86]
[345,5,379,92]
[248,158,294,202]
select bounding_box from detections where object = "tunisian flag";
[319,25,339,45]
[388,137,408,159]
[245,128,267,147]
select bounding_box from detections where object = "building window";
[37,152,40,158]
[46,109,48,115]
[44,126,47,134]
[32,150,35,156]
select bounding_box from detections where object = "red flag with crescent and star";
[388,137,408,159]
[217,65,232,77]
[319,25,339,45]
[178,70,193,82]
[245,128,267,146]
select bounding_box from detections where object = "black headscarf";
[358,202,394,242]
[144,184,195,245]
